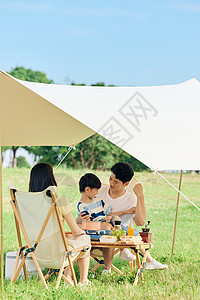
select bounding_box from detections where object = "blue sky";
[0,0,200,86]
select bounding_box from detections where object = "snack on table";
[111,229,126,241]
[120,235,143,243]
[99,235,117,243]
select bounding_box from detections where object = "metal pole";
[171,170,183,257]
[0,144,3,296]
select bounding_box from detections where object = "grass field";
[1,168,200,299]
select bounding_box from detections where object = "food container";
[99,235,117,243]
[120,235,143,243]
[82,221,101,231]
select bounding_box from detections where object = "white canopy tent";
[0,70,200,293]
[1,70,200,170]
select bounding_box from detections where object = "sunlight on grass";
[1,168,200,299]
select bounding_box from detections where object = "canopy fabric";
[0,71,94,147]
[1,70,200,170]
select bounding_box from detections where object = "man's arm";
[133,183,146,226]
[108,207,136,216]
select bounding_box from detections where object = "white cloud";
[170,1,200,13]
[0,1,52,13]
[62,7,147,19]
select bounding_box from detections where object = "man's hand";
[79,212,91,221]
[126,206,136,214]
[133,183,144,198]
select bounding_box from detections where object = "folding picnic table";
[91,240,153,286]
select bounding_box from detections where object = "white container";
[99,235,117,243]
[5,251,41,279]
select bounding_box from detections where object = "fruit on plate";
[111,229,126,241]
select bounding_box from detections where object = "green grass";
[1,168,200,299]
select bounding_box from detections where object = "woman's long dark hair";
[29,163,57,194]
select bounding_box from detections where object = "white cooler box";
[5,251,41,279]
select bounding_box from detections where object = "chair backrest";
[9,185,66,268]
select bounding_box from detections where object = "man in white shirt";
[79,162,168,271]
[98,162,168,270]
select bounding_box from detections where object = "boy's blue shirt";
[77,196,112,221]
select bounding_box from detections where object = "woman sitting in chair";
[29,163,91,286]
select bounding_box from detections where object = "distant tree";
[91,82,105,86]
[24,146,62,167]
[71,81,86,86]
[66,134,148,171]
[91,82,115,87]
[71,82,115,87]
[9,67,54,83]
[7,66,54,167]
[1,146,10,164]
[25,134,148,172]
[12,146,19,168]
[17,156,30,168]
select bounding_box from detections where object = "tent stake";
[171,170,183,257]
[0,145,3,296]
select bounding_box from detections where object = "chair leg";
[55,254,66,289]
[44,269,54,281]
[31,253,48,289]
[11,256,27,284]
[11,249,21,282]
[68,255,78,288]
[91,263,102,272]
[111,264,123,275]
[90,255,103,272]
[62,274,74,286]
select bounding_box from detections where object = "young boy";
[77,173,119,230]
[77,173,136,271]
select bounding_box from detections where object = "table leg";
[133,249,148,286]
[131,249,136,269]
[133,249,140,286]
[140,250,148,280]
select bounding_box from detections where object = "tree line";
[1,67,148,171]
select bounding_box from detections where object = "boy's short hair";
[111,162,134,183]
[79,173,101,192]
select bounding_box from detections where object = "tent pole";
[0,145,3,296]
[171,170,183,257]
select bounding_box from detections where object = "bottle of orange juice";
[128,219,134,236]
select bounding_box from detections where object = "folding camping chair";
[9,185,89,289]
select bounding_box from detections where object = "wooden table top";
[91,240,153,250]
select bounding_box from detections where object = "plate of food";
[120,235,143,243]
[99,235,117,243]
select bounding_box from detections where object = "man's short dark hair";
[79,173,101,192]
[111,162,134,183]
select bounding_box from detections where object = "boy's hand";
[104,216,112,222]
[133,183,144,198]
[79,212,90,221]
